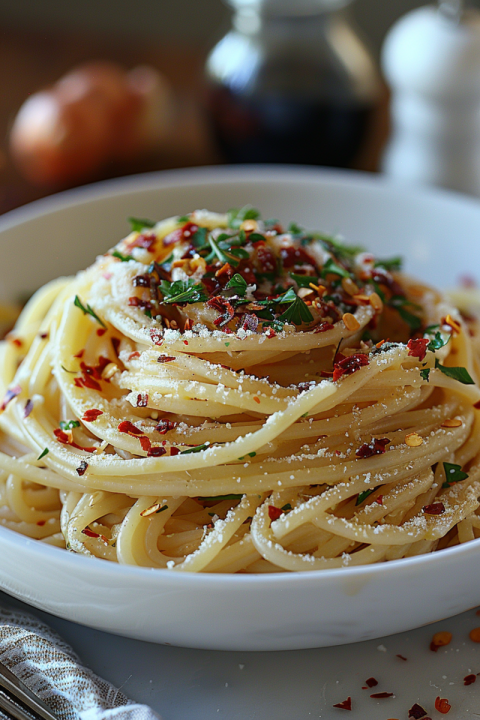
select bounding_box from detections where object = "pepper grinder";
[381,1,480,196]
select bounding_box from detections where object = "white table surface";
[1,591,480,720]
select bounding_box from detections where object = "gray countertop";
[2,591,480,719]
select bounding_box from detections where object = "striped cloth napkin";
[0,607,160,720]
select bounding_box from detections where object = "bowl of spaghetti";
[1,165,480,650]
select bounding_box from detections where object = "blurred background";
[1,0,480,212]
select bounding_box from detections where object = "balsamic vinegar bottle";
[205,0,380,167]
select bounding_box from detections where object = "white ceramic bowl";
[1,166,480,651]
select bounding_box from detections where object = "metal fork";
[0,660,58,720]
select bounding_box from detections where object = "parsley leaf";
[180,442,211,454]
[427,331,449,352]
[315,233,364,262]
[442,462,469,488]
[278,296,313,325]
[177,215,190,222]
[128,217,156,232]
[290,273,320,288]
[435,359,475,385]
[37,448,49,461]
[191,226,208,248]
[420,368,431,382]
[74,296,106,328]
[281,503,292,511]
[388,296,422,331]
[356,488,375,506]
[225,273,248,296]
[59,420,80,430]
[112,250,134,262]
[227,206,260,229]
[160,279,208,305]
[288,222,304,235]
[374,256,402,272]
[321,257,351,280]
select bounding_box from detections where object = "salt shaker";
[381,2,480,196]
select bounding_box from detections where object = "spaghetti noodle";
[1,207,480,573]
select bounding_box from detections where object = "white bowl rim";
[2,163,480,587]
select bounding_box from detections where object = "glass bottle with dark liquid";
[205,0,380,167]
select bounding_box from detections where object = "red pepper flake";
[184,340,189,346]
[407,338,429,361]
[147,446,167,457]
[314,322,335,333]
[74,348,85,358]
[128,351,141,361]
[39,332,48,339]
[370,692,394,699]
[356,438,390,459]
[82,409,103,422]
[423,502,445,515]
[170,447,180,456]
[10,337,23,348]
[264,327,276,339]
[36,519,46,526]
[375,495,384,505]
[82,527,99,538]
[74,378,84,388]
[464,674,476,685]
[408,704,427,719]
[157,356,176,363]
[139,436,152,452]
[53,428,96,453]
[137,393,149,408]
[253,396,260,404]
[396,654,407,661]
[24,399,34,418]
[268,506,283,522]
[474,399,480,410]
[333,697,351,711]
[365,678,378,688]
[156,419,177,434]
[111,337,121,355]
[206,296,235,328]
[76,461,88,476]
[150,328,164,346]
[96,328,107,336]
[434,697,451,714]
[79,375,102,392]
[118,421,144,437]
[130,232,157,252]
[1,385,21,411]
[333,353,369,382]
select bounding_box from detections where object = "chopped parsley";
[427,330,449,352]
[160,279,209,305]
[128,217,156,232]
[112,250,134,262]
[388,295,422,331]
[442,462,469,488]
[290,273,319,288]
[356,488,375,506]
[435,359,474,385]
[321,257,351,280]
[420,368,431,382]
[180,442,211,454]
[59,420,80,431]
[227,206,260,229]
[374,256,402,272]
[37,448,49,461]
[225,273,248,296]
[74,296,106,328]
